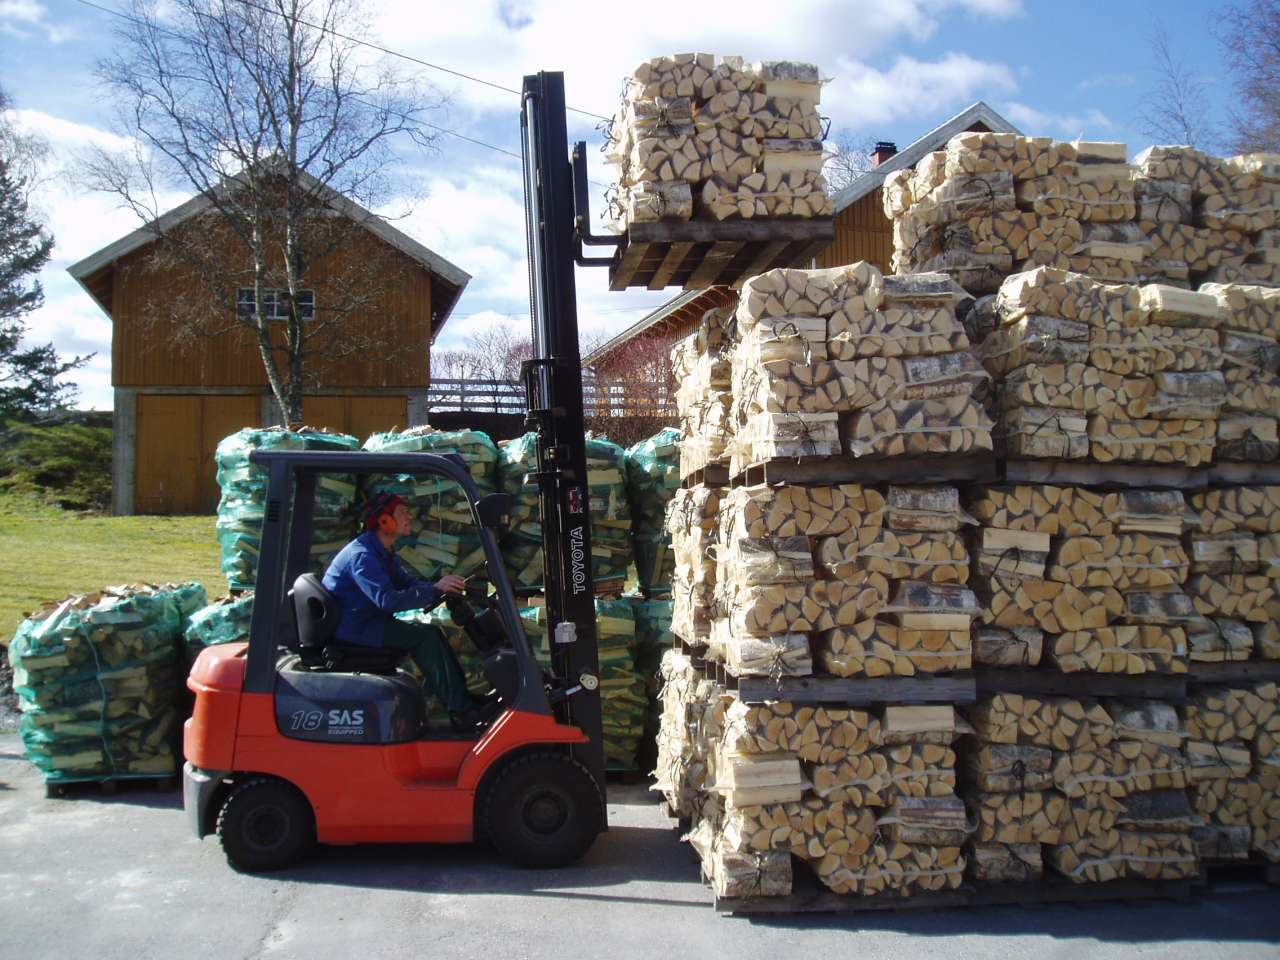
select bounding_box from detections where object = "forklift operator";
[321,492,483,728]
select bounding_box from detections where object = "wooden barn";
[68,173,470,516]
[585,102,1019,385]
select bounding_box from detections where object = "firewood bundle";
[672,304,736,480]
[668,486,721,647]
[1047,830,1199,883]
[887,135,1280,298]
[606,55,832,227]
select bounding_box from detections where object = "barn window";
[236,288,315,321]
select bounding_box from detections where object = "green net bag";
[363,428,498,583]
[215,427,360,591]
[495,434,634,593]
[8,582,205,781]
[624,428,681,595]
[183,593,255,665]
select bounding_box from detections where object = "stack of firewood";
[968,483,1193,675]
[606,55,833,226]
[667,485,721,647]
[967,694,1197,884]
[655,658,969,898]
[672,303,736,480]
[887,135,1279,295]
[977,267,1250,466]
[727,262,993,471]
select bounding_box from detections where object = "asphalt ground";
[1,733,1277,960]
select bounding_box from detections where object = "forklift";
[182,72,612,871]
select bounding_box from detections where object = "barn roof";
[583,286,737,369]
[67,165,471,339]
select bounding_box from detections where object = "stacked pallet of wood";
[887,135,1279,296]
[966,693,1197,884]
[668,484,721,648]
[728,262,993,471]
[977,268,1245,467]
[672,303,736,481]
[968,483,1192,675]
[655,655,969,898]
[606,55,832,226]
[1186,683,1279,862]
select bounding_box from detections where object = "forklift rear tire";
[482,752,602,869]
[216,777,313,873]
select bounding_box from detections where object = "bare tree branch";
[823,129,877,193]
[1219,0,1280,154]
[1139,25,1219,150]
[77,0,448,424]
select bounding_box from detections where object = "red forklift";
[183,72,613,871]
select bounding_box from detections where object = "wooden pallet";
[1196,858,1280,888]
[975,667,1188,702]
[1003,458,1209,491]
[730,672,977,706]
[732,452,998,487]
[714,873,1193,915]
[1186,660,1280,685]
[1205,462,1280,486]
[609,219,835,292]
[679,464,729,488]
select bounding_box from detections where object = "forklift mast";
[519,71,605,790]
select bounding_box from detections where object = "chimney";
[871,140,898,167]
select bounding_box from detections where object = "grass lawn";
[0,492,225,642]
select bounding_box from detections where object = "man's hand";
[435,574,467,595]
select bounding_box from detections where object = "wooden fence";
[425,378,674,417]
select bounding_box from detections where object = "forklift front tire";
[482,751,603,869]
[216,777,313,873]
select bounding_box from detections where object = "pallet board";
[714,875,1193,914]
[1206,462,1280,486]
[680,465,729,489]
[732,452,999,487]
[1187,660,1280,685]
[609,219,836,292]
[732,672,977,706]
[1003,458,1209,490]
[975,667,1188,701]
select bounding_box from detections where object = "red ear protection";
[363,492,406,530]
[377,512,399,533]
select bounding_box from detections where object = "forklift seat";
[289,573,405,675]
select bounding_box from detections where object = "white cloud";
[1003,101,1115,139]
[0,0,73,43]
[826,52,1017,127]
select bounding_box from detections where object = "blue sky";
[0,0,1230,409]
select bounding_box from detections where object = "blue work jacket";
[321,531,440,646]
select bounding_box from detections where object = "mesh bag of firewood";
[9,582,207,782]
[362,428,499,583]
[625,428,682,595]
[183,592,255,665]
[215,427,360,591]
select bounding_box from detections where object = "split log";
[1124,589,1197,624]
[881,580,981,631]
[1220,365,1280,416]
[1133,145,1234,199]
[733,411,840,466]
[1107,700,1183,747]
[1201,282,1280,339]
[1191,486,1280,534]
[694,90,822,140]
[977,527,1050,580]
[1051,742,1189,799]
[809,742,956,806]
[973,626,1044,667]
[1255,621,1280,659]
[885,484,976,533]
[618,180,693,222]
[812,840,966,896]
[968,843,1043,882]
[1142,222,1252,273]
[1187,573,1280,622]
[1139,284,1227,327]
[1199,186,1280,232]
[732,359,900,416]
[1186,617,1255,662]
[1135,179,1193,223]
[1048,830,1199,883]
[721,634,813,678]
[1221,329,1280,373]
[1002,406,1089,460]
[1057,794,1122,845]
[1088,324,1221,377]
[1000,364,1148,419]
[1216,415,1280,462]
[711,751,805,806]
[722,536,814,585]
[969,789,1067,844]
[1185,740,1252,781]
[912,171,1016,225]
[666,485,721,533]
[816,619,972,677]
[845,394,994,459]
[945,132,1075,180]
[975,574,1122,633]
[1192,776,1262,828]
[1202,260,1280,286]
[825,307,969,360]
[725,577,887,636]
[978,315,1090,378]
[965,742,1054,791]
[1193,824,1253,861]
[700,169,833,220]
[720,483,882,540]
[700,845,793,899]
[968,693,1115,751]
[995,265,1142,328]
[884,796,970,846]
[1048,626,1188,674]
[1113,489,1186,535]
[816,527,969,584]
[738,262,883,329]
[1016,174,1136,222]
[1087,415,1216,467]
[734,315,828,365]
[719,699,882,763]
[1047,534,1189,590]
[1186,683,1277,743]
[966,484,1072,535]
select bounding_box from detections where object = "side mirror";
[476,492,512,530]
